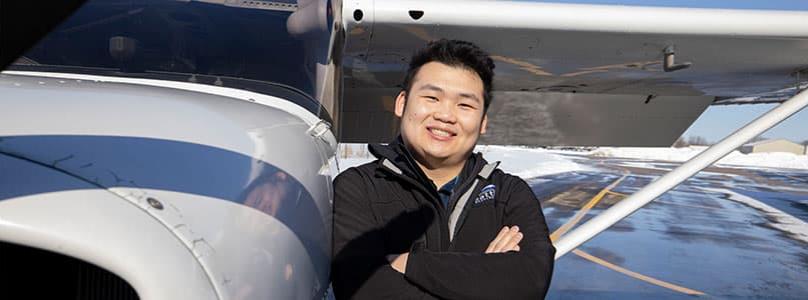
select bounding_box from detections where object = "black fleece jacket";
[332,139,555,299]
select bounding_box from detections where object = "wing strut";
[553,88,808,259]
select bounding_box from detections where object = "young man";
[332,39,555,299]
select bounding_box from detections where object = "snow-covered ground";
[701,187,808,243]
[475,145,592,178]
[336,144,591,178]
[588,146,808,170]
[336,144,808,178]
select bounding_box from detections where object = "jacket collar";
[368,136,488,191]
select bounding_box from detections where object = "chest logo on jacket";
[473,184,496,206]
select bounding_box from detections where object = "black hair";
[401,39,495,111]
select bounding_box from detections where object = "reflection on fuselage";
[244,171,292,216]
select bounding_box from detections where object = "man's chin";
[409,141,469,164]
[421,149,459,163]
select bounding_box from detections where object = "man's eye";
[459,103,476,110]
[424,96,438,102]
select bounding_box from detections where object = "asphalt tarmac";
[540,155,808,299]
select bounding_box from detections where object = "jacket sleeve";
[331,168,439,300]
[403,178,555,300]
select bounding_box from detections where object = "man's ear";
[394,91,407,118]
[480,113,488,134]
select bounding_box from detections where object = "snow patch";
[336,157,376,171]
[702,187,808,244]
[335,144,590,178]
[476,145,592,178]
[588,146,808,170]
[615,161,670,171]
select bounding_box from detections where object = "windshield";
[10,0,336,117]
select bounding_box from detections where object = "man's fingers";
[492,226,520,253]
[486,226,510,253]
[502,232,523,252]
[492,234,513,252]
[486,226,524,253]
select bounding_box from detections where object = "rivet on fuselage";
[147,197,164,210]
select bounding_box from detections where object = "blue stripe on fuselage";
[0,135,328,271]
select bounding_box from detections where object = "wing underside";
[338,0,808,146]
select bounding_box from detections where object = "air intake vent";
[0,241,139,299]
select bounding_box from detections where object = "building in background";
[740,139,806,155]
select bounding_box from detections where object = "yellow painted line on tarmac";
[549,173,628,241]
[544,186,582,205]
[606,190,629,197]
[550,170,707,296]
[572,249,706,296]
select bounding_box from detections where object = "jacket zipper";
[380,162,485,251]
[380,168,448,250]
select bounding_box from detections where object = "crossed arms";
[388,225,525,272]
[332,169,555,299]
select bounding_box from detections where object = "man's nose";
[433,101,457,123]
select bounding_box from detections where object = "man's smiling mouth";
[427,127,457,138]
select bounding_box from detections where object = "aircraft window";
[10,0,334,116]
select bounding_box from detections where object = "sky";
[527,0,808,144]
[682,104,808,144]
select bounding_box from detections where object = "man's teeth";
[431,128,451,137]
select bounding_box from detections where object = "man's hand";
[387,253,409,273]
[386,226,521,274]
[485,226,523,253]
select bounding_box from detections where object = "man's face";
[395,61,488,167]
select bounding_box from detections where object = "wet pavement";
[537,155,808,299]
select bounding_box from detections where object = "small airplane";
[1,0,806,299]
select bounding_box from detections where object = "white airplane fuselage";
[2,0,807,299]
[0,72,335,299]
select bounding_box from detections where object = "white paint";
[2,71,322,126]
[0,189,219,299]
[702,187,808,244]
[359,0,808,37]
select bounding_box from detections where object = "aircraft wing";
[338,0,808,146]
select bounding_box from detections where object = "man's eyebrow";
[418,84,444,93]
[459,92,481,103]
[419,84,481,103]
